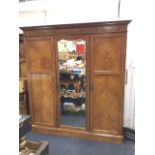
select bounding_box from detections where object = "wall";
[120,0,135,130]
[19,0,135,130]
[19,0,119,26]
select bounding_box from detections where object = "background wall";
[19,0,119,26]
[19,0,135,130]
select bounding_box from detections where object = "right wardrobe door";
[90,33,127,135]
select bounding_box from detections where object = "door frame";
[55,34,91,131]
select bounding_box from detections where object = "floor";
[25,132,135,155]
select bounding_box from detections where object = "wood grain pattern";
[92,35,122,72]
[26,38,54,72]
[20,62,27,77]
[92,76,121,134]
[21,20,131,37]
[25,36,57,127]
[32,124,123,144]
[21,21,130,143]
[30,74,55,125]
[90,33,125,135]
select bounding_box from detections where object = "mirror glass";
[58,39,86,128]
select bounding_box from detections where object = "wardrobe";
[21,20,131,143]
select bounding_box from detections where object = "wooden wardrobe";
[21,20,131,143]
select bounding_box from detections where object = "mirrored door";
[57,38,87,128]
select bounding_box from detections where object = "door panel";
[92,76,121,133]
[25,36,56,126]
[30,74,55,125]
[27,38,55,72]
[91,33,125,134]
[92,36,122,72]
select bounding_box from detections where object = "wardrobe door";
[90,33,126,135]
[25,36,57,127]
[56,35,90,130]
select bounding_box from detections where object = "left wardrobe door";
[25,36,57,127]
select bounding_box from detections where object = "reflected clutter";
[58,39,86,128]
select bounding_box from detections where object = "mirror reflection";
[58,39,86,128]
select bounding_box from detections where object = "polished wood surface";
[90,33,125,135]
[21,20,131,37]
[20,62,27,77]
[32,125,123,144]
[91,34,122,72]
[30,74,55,126]
[26,38,53,72]
[25,36,57,127]
[92,76,121,134]
[21,20,131,143]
